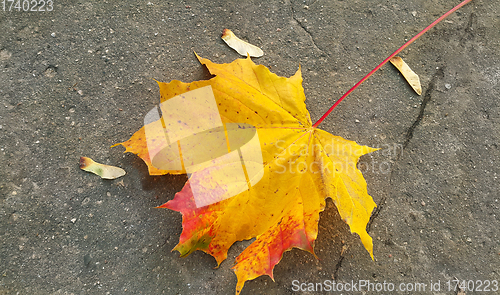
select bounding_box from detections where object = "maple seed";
[79,156,126,179]
[221,29,264,57]
[390,56,422,95]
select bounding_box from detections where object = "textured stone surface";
[1,0,498,294]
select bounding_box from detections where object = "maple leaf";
[114,54,378,294]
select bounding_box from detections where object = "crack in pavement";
[332,255,345,280]
[368,14,473,232]
[367,67,444,231]
[459,12,477,45]
[287,0,328,56]
[403,67,445,149]
[367,160,395,232]
[343,10,473,283]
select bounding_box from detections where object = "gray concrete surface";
[1,0,499,294]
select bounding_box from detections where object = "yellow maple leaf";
[114,54,378,294]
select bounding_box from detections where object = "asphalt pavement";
[1,0,499,294]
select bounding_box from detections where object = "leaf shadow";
[192,63,215,81]
[125,153,188,204]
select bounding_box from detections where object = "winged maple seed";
[79,156,126,179]
[221,28,264,57]
[113,54,378,293]
[112,1,472,293]
[390,56,422,95]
